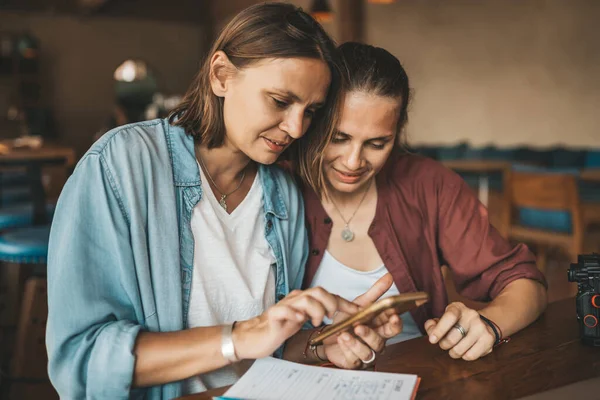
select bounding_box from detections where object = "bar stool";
[0,180,54,399]
[0,204,54,362]
[0,225,50,264]
[0,225,53,399]
[0,145,73,399]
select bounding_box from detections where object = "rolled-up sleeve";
[437,172,547,302]
[46,153,142,399]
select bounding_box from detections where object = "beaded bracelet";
[303,328,328,363]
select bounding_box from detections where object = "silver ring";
[453,323,467,338]
[360,349,376,364]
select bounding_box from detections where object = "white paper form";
[223,357,419,400]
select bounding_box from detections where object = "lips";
[333,168,364,184]
[263,137,290,152]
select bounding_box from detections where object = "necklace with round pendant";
[341,225,355,242]
[331,179,373,243]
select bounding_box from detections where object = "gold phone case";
[309,291,429,347]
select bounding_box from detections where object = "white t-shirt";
[184,165,276,394]
[310,250,422,345]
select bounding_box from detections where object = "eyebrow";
[273,89,325,109]
[336,131,395,141]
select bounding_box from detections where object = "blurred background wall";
[366,0,600,148]
[0,7,206,156]
[0,0,598,155]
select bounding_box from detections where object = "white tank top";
[310,250,422,345]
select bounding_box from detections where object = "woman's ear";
[209,51,236,97]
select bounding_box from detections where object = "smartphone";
[309,291,429,347]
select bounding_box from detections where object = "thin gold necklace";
[329,179,373,242]
[197,153,246,212]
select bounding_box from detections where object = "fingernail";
[429,335,438,343]
[342,333,351,341]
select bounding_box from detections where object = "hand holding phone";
[309,292,429,347]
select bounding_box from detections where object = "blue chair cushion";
[0,203,55,230]
[1,186,31,206]
[0,225,50,263]
[518,208,572,234]
[582,150,600,202]
[585,151,600,168]
[512,164,578,234]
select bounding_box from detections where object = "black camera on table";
[568,254,600,347]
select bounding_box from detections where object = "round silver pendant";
[341,227,354,242]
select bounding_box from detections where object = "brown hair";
[296,42,411,195]
[338,42,411,139]
[169,2,342,192]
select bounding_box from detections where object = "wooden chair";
[502,169,583,275]
[1,277,57,400]
[11,277,49,380]
[580,171,600,230]
[582,204,600,228]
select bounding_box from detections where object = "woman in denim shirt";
[46,4,401,399]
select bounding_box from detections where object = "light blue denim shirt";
[46,119,308,399]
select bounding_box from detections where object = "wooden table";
[0,143,76,168]
[186,298,600,400]
[441,160,511,206]
[0,143,75,224]
[441,160,511,173]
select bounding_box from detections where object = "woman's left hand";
[322,274,403,369]
[424,302,495,361]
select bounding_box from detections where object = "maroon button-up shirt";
[302,150,547,333]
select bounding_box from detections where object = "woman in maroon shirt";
[296,42,547,368]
